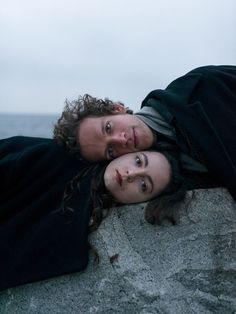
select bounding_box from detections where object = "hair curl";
[144,156,217,225]
[144,183,187,225]
[53,94,132,160]
[61,162,115,233]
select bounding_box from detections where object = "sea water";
[0,113,60,139]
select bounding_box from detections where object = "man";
[54,94,156,161]
[54,65,236,199]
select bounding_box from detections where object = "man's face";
[78,113,155,161]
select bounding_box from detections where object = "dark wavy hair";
[87,151,212,227]
[61,162,114,232]
[144,157,217,225]
[60,162,114,263]
[61,152,195,234]
[60,151,209,261]
[53,94,132,161]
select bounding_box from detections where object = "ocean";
[0,113,60,139]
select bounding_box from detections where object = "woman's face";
[104,151,171,204]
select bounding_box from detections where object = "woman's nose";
[124,169,144,182]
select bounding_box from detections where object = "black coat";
[0,136,92,291]
[142,65,236,199]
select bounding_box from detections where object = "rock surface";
[0,188,235,314]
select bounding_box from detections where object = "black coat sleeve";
[0,136,92,290]
[142,65,236,199]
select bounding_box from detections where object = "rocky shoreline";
[0,188,235,314]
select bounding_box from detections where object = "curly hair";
[61,151,198,231]
[60,162,115,263]
[144,183,188,225]
[144,156,217,225]
[61,161,115,232]
[91,151,210,226]
[53,94,132,160]
[64,152,192,230]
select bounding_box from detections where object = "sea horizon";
[0,112,60,139]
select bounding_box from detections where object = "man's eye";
[107,146,114,159]
[141,179,147,192]
[135,156,142,166]
[105,122,112,133]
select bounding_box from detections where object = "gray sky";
[0,0,235,114]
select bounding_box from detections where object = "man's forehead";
[86,112,126,120]
[80,115,100,130]
[78,116,107,161]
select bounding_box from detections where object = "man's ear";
[113,103,126,114]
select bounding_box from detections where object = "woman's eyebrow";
[141,153,153,192]
[141,152,148,167]
[147,176,153,193]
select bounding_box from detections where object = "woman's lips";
[115,169,122,186]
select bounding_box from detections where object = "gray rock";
[0,188,235,314]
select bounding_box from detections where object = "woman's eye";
[135,156,142,166]
[141,179,147,192]
[107,146,114,159]
[105,122,112,133]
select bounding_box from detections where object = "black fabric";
[0,136,92,291]
[141,65,236,199]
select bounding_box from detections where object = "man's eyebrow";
[101,119,105,135]
[141,152,148,167]
[101,119,108,159]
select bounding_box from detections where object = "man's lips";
[115,169,122,186]
[133,128,137,148]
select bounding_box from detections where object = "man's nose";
[111,132,127,147]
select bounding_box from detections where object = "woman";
[0,136,219,290]
[0,136,177,291]
[90,148,218,230]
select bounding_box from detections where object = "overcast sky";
[0,0,235,114]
